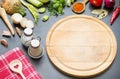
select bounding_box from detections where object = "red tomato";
[90,0,103,7]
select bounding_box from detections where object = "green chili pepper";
[20,0,39,23]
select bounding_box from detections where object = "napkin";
[0,47,42,79]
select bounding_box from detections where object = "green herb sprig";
[48,0,66,16]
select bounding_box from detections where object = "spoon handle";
[83,0,89,4]
[20,72,26,79]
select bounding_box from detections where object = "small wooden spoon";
[9,60,26,79]
[72,0,89,13]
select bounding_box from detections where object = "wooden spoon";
[72,0,89,13]
[9,60,26,79]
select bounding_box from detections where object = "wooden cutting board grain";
[46,15,117,78]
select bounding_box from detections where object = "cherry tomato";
[90,0,103,7]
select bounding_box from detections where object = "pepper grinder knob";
[31,39,40,48]
[24,28,33,36]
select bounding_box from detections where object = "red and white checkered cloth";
[0,47,42,79]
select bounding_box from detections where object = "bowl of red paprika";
[72,0,89,13]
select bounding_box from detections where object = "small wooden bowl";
[72,2,85,13]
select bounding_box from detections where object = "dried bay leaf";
[92,9,103,15]
[92,9,108,19]
[98,10,108,19]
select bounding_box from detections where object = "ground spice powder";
[73,3,84,12]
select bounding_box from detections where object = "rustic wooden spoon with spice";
[72,0,89,13]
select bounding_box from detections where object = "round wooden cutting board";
[46,15,117,77]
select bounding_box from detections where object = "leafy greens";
[48,0,66,16]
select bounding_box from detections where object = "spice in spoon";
[72,2,84,13]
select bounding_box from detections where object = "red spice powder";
[73,3,84,12]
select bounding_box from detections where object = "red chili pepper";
[110,7,120,25]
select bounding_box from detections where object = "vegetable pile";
[89,0,120,25]
[0,0,76,40]
[1,0,75,22]
[20,0,75,21]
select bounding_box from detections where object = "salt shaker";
[28,39,43,59]
[21,28,33,47]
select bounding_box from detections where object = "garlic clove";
[2,30,11,37]
[1,39,8,47]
